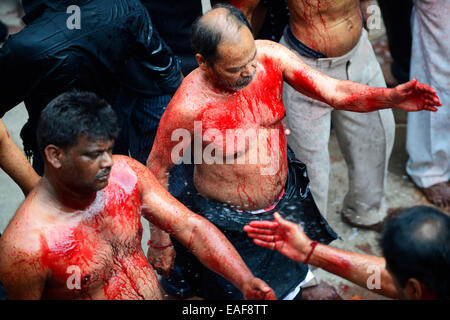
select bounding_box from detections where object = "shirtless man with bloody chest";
[146,5,441,300]
[0,91,275,300]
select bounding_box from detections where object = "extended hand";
[242,278,277,300]
[244,212,311,262]
[147,244,176,278]
[391,79,442,112]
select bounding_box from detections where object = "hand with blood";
[244,212,311,262]
[242,277,277,300]
[147,243,176,278]
[390,78,442,112]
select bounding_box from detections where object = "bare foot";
[421,182,450,213]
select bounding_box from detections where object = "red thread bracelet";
[303,241,318,265]
[148,240,173,249]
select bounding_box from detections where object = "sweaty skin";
[0,119,40,195]
[0,155,275,300]
[287,0,372,57]
[234,0,374,58]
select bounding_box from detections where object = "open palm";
[244,212,311,262]
[391,79,442,112]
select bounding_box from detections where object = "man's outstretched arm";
[129,158,276,300]
[262,41,442,113]
[244,212,399,299]
[0,120,40,195]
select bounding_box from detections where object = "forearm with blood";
[185,218,254,291]
[334,81,394,112]
[307,243,399,298]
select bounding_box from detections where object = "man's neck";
[42,175,97,212]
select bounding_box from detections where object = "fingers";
[247,233,280,242]
[253,238,277,249]
[244,225,276,235]
[247,220,279,229]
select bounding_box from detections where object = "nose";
[241,61,256,78]
[100,151,113,169]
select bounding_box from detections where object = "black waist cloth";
[283,25,328,59]
[161,149,339,300]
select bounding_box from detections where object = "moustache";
[95,168,111,180]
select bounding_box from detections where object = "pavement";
[0,6,441,300]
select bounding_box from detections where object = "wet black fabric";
[161,149,338,300]
[0,0,181,160]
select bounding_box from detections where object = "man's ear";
[44,145,65,169]
[195,53,209,71]
[404,278,423,300]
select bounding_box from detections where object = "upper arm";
[146,89,197,177]
[130,157,199,239]
[0,233,46,300]
[260,41,339,105]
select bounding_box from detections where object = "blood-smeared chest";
[197,58,286,157]
[39,163,148,299]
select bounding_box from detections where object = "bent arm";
[145,92,196,248]
[0,120,40,195]
[141,181,254,293]
[135,159,272,297]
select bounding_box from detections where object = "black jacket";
[0,0,181,154]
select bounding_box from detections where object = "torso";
[20,158,161,300]
[187,52,288,210]
[287,0,363,57]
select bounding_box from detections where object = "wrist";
[303,241,319,265]
[148,240,173,250]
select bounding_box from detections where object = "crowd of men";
[0,0,448,300]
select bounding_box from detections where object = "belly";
[288,0,363,57]
[194,126,288,210]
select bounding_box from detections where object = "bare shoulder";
[0,193,45,263]
[111,155,156,189]
[167,69,210,116]
[256,40,290,58]
[112,154,148,176]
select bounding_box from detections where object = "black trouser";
[378,0,413,84]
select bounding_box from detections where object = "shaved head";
[191,4,253,64]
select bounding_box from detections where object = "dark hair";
[380,206,450,299]
[191,4,253,64]
[37,91,119,156]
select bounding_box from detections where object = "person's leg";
[280,36,333,218]
[405,2,450,211]
[282,83,332,217]
[378,0,413,85]
[336,30,395,228]
[406,92,450,209]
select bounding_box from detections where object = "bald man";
[146,4,441,300]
